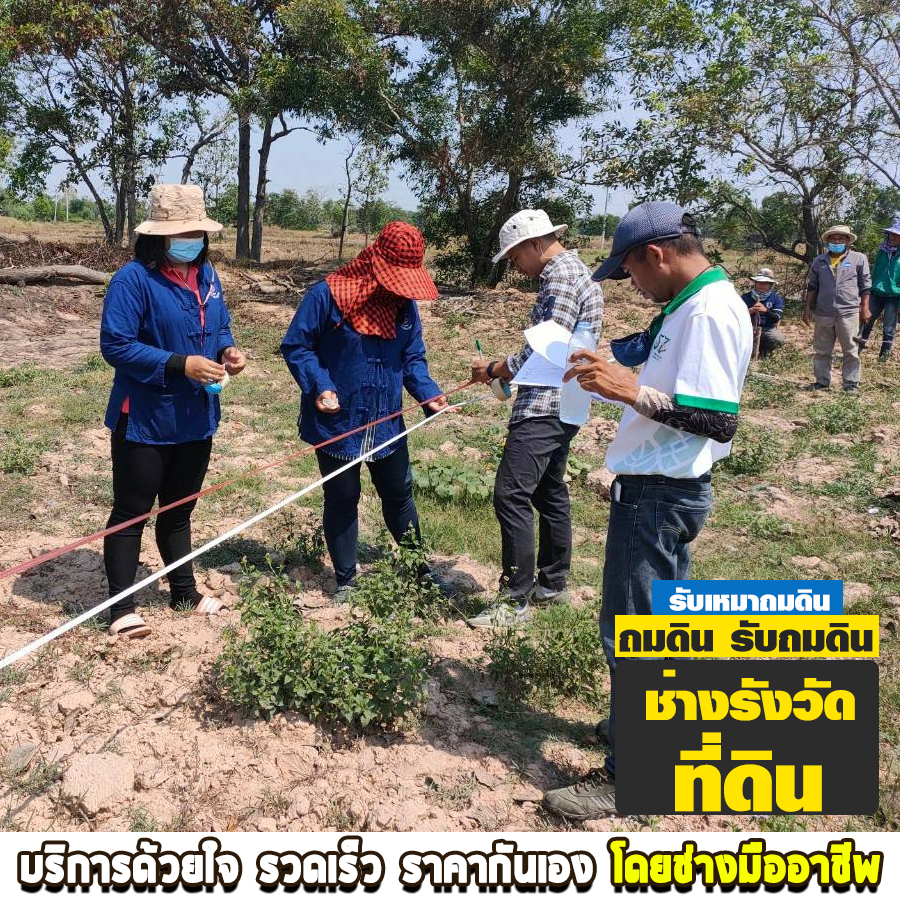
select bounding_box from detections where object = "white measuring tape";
[0,406,457,671]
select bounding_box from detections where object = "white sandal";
[194,596,228,616]
[109,612,151,640]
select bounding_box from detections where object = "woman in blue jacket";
[100,184,246,639]
[281,222,447,604]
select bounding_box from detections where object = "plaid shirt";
[505,250,604,425]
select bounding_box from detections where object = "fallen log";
[0,265,110,285]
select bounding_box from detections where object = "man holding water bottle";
[468,209,604,628]
[542,201,752,819]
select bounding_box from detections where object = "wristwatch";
[486,361,498,380]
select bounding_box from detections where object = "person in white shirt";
[542,201,752,820]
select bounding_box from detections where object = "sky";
[47,115,636,220]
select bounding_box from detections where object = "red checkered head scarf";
[325,222,439,339]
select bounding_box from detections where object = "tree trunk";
[113,183,126,246]
[235,111,252,259]
[250,117,275,263]
[338,149,353,261]
[471,170,521,287]
[800,196,819,264]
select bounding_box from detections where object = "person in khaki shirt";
[802,224,871,392]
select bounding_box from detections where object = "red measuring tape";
[0,379,476,582]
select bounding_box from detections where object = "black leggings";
[104,414,212,620]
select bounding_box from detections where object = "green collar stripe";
[663,267,730,315]
[674,393,740,414]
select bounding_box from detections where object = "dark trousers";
[493,416,579,601]
[860,293,900,357]
[316,445,420,588]
[600,473,712,776]
[104,414,212,620]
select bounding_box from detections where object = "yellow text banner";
[615,615,879,658]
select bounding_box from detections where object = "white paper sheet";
[510,352,565,387]
[523,319,572,368]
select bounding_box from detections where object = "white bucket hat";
[493,209,568,263]
[135,184,223,236]
[751,267,777,284]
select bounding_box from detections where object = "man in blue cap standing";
[542,201,752,819]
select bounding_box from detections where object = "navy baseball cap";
[592,201,699,281]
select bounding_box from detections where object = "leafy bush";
[565,454,589,483]
[1,434,47,475]
[807,397,867,435]
[0,362,46,388]
[719,431,781,475]
[215,563,431,726]
[414,460,493,503]
[351,530,448,621]
[485,602,605,705]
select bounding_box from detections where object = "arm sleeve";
[280,286,338,397]
[858,255,872,295]
[673,309,746,415]
[213,270,237,358]
[632,385,738,443]
[402,302,442,404]
[806,262,819,293]
[770,293,784,321]
[100,271,173,387]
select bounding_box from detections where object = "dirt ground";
[0,221,897,833]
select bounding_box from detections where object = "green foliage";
[0,362,46,388]
[565,454,589,484]
[414,460,493,504]
[1,433,47,475]
[806,397,867,435]
[350,530,448,622]
[743,376,795,409]
[31,193,53,221]
[277,517,325,571]
[215,561,431,726]
[74,352,109,374]
[267,189,323,230]
[485,602,605,706]
[719,431,781,475]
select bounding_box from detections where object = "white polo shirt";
[605,268,752,478]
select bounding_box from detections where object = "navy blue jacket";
[742,290,785,331]
[280,281,441,459]
[101,260,235,444]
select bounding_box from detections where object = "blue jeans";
[860,293,900,357]
[600,473,713,776]
[316,445,420,587]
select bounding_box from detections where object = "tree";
[1,1,175,244]
[136,0,379,260]
[353,144,389,246]
[267,189,323,230]
[588,1,877,262]
[334,1,619,286]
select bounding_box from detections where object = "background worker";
[281,222,448,605]
[467,209,604,628]
[541,201,752,819]
[859,220,900,361]
[100,184,247,640]
[802,224,871,391]
[741,267,784,358]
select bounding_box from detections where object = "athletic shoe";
[466,601,531,629]
[543,767,618,820]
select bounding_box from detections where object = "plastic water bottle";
[559,321,598,425]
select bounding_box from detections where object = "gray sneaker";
[332,584,355,607]
[530,587,572,608]
[543,768,617,820]
[466,601,531,629]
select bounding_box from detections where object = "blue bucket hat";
[592,200,700,281]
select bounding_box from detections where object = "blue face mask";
[828,242,847,254]
[166,237,205,263]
